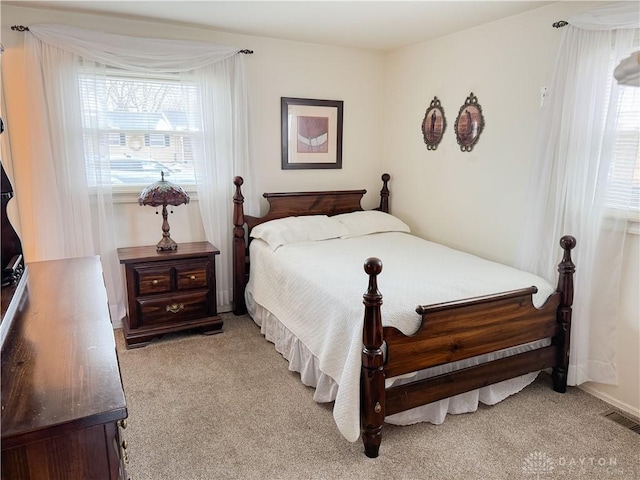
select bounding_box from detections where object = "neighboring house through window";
[79,70,200,189]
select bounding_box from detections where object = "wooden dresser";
[1,256,128,480]
[117,241,223,348]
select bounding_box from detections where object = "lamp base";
[156,236,178,251]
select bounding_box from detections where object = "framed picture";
[454,92,485,152]
[421,96,446,150]
[281,97,343,169]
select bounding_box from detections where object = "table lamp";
[138,171,190,251]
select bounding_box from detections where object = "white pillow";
[333,210,411,238]
[250,215,348,250]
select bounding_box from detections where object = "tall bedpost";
[379,173,390,213]
[552,235,576,393]
[233,176,247,315]
[361,257,385,458]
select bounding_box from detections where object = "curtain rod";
[553,21,568,28]
[10,25,254,54]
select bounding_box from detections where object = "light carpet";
[115,313,639,480]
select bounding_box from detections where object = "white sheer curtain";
[191,57,257,308]
[23,24,255,319]
[515,3,639,386]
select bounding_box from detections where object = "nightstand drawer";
[136,266,173,295]
[175,261,209,291]
[137,291,209,327]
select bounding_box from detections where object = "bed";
[232,173,575,458]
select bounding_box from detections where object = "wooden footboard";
[361,236,576,458]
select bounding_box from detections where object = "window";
[79,70,201,189]
[604,48,640,228]
[606,84,639,212]
[108,133,126,146]
[144,134,170,148]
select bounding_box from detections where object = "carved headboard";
[231,173,391,314]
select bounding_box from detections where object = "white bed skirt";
[246,291,542,428]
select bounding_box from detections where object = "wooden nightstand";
[117,241,223,348]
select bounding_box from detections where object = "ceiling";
[12,1,555,51]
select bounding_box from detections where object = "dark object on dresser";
[1,256,128,480]
[1,162,24,288]
[1,118,25,335]
[117,241,222,348]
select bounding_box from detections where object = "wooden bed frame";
[232,173,575,458]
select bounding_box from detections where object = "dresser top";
[117,240,219,264]
[1,256,127,447]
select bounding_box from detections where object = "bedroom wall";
[2,1,637,417]
[383,1,639,416]
[0,3,387,257]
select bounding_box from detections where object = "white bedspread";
[246,232,555,442]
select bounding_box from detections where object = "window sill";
[604,207,639,235]
[625,209,639,235]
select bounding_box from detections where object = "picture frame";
[281,97,343,170]
[454,92,485,152]
[421,96,446,150]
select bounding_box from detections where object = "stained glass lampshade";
[138,171,190,251]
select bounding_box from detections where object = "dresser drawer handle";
[118,419,127,429]
[152,279,159,285]
[166,303,184,314]
[189,275,196,280]
[121,440,129,464]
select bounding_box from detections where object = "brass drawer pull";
[118,419,127,429]
[189,275,196,280]
[121,440,129,464]
[152,279,159,285]
[166,303,184,314]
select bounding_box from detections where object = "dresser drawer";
[136,266,173,295]
[175,261,209,291]
[137,291,209,327]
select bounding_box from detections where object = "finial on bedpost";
[361,257,385,458]
[552,235,576,393]
[232,176,247,315]
[379,173,390,213]
[233,176,244,197]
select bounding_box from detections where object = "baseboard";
[579,384,640,419]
